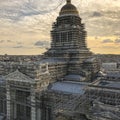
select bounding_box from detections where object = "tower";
[45,0,98,77]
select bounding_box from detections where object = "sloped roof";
[84,57,96,63]
[106,72,120,78]
[49,81,86,94]
[64,74,85,81]
[5,70,34,83]
[94,80,120,89]
[96,111,120,119]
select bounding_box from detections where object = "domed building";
[42,0,100,120]
[59,0,79,16]
[45,0,99,79]
[3,1,120,120]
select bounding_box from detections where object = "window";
[26,106,31,117]
[0,100,4,113]
[61,32,67,42]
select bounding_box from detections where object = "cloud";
[13,45,24,48]
[81,7,120,36]
[101,39,113,43]
[0,0,120,55]
[115,39,120,43]
[114,31,120,36]
[101,38,120,46]
[7,40,13,42]
[91,11,103,17]
[0,0,63,21]
[0,40,4,43]
[102,45,120,49]
[34,41,50,48]
[16,42,23,45]
[0,40,13,43]
[0,40,19,43]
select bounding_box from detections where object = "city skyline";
[0,0,120,55]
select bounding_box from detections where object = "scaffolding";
[43,91,90,117]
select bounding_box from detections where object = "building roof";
[93,111,120,119]
[40,58,66,65]
[99,81,120,89]
[59,0,79,16]
[106,72,120,78]
[84,57,96,63]
[64,74,85,81]
[49,81,86,94]
[92,80,120,89]
[5,70,35,83]
[102,62,117,65]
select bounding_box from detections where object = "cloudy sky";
[0,0,120,55]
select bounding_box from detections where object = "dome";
[59,0,79,16]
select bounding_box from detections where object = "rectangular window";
[0,100,3,113]
[61,32,67,42]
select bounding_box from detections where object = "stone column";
[37,108,41,120]
[31,84,36,120]
[6,83,11,120]
[14,103,17,119]
[46,63,49,73]
[46,107,48,120]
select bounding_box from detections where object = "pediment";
[5,70,34,83]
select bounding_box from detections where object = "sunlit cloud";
[101,39,113,43]
[0,0,120,55]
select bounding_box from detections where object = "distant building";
[102,62,117,71]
